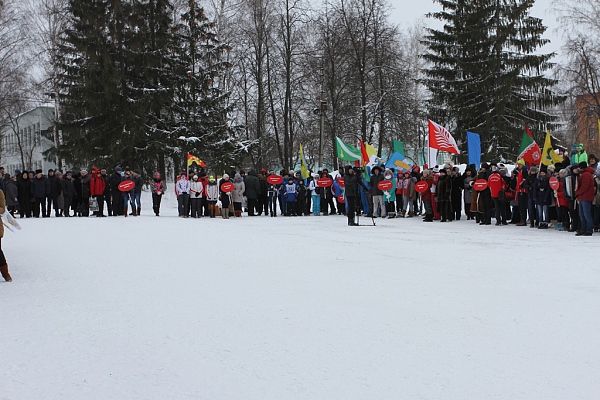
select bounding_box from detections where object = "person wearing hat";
[99,168,112,216]
[575,161,595,236]
[449,167,463,220]
[231,173,245,217]
[90,167,106,217]
[79,168,92,217]
[31,169,50,218]
[319,169,337,216]
[420,169,435,222]
[257,170,269,216]
[369,165,385,218]
[109,167,124,216]
[521,165,538,227]
[206,176,219,218]
[307,173,320,216]
[129,169,143,216]
[555,168,571,231]
[46,169,61,217]
[573,143,588,165]
[564,163,581,232]
[219,174,233,219]
[61,171,74,217]
[243,169,261,216]
[189,173,204,218]
[150,171,167,216]
[176,171,191,217]
[344,166,368,226]
[4,174,18,217]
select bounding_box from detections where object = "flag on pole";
[385,152,413,171]
[466,131,481,169]
[428,120,460,154]
[299,144,310,179]
[541,130,563,166]
[393,140,405,156]
[335,136,361,162]
[517,127,541,166]
[187,153,206,167]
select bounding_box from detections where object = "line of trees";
[4,0,592,173]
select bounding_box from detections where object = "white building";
[0,106,59,175]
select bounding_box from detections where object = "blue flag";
[466,131,481,169]
[385,152,413,171]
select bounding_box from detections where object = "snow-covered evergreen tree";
[423,0,563,161]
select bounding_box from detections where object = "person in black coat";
[61,171,75,216]
[46,169,61,217]
[344,166,368,226]
[17,171,32,218]
[449,167,463,220]
[244,169,261,216]
[31,169,50,218]
[110,167,123,216]
[101,168,112,216]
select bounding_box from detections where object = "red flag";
[517,126,541,166]
[359,140,370,166]
[428,120,460,154]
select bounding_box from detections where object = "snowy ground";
[1,192,599,400]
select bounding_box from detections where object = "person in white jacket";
[190,175,204,218]
[205,176,219,218]
[307,174,320,215]
[175,171,191,217]
[232,173,245,217]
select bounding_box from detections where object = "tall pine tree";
[423,0,562,161]
[170,0,245,172]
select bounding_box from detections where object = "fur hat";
[579,161,588,169]
[223,173,229,180]
[35,169,43,174]
[371,166,381,173]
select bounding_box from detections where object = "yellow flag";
[299,144,310,179]
[365,143,377,158]
[541,130,563,166]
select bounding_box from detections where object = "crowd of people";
[0,143,597,231]
[2,143,594,284]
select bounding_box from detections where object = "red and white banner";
[428,120,460,154]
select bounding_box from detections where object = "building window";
[590,126,596,141]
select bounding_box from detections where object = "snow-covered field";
[1,192,598,400]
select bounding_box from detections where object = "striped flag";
[428,120,460,154]
[187,153,206,167]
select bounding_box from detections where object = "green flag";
[335,136,361,162]
[393,140,405,157]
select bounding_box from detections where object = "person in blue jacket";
[283,177,298,216]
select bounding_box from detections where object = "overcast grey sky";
[388,0,562,56]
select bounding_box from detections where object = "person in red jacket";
[575,162,596,235]
[90,167,107,217]
[556,169,571,231]
[421,169,434,222]
[488,167,508,225]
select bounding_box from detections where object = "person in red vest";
[488,165,508,225]
[90,167,106,217]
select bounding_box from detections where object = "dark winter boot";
[0,264,12,282]
[137,208,141,216]
[124,208,128,217]
[131,208,137,217]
